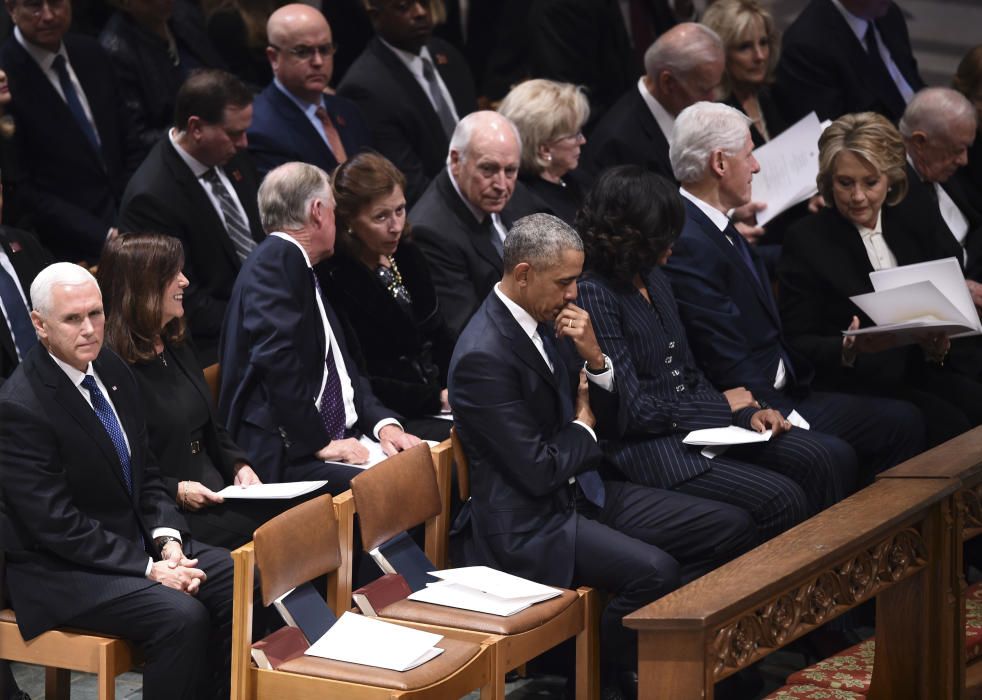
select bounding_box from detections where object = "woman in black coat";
[318,152,454,441]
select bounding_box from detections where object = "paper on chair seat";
[216,480,327,499]
[429,566,563,600]
[409,580,559,617]
[683,426,772,446]
[304,611,444,671]
[323,437,443,470]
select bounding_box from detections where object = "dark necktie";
[0,263,36,358]
[202,168,257,263]
[538,325,606,508]
[482,215,503,259]
[81,375,133,494]
[421,56,457,138]
[863,23,906,119]
[51,54,101,155]
[314,106,348,164]
[311,271,347,440]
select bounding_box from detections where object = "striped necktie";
[202,168,257,262]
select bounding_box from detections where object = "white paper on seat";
[409,580,558,617]
[305,611,444,671]
[682,426,772,446]
[752,112,823,226]
[428,566,563,600]
[323,437,442,470]
[215,480,328,499]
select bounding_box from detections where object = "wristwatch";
[585,355,611,375]
[153,535,181,558]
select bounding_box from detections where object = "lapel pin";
[112,385,117,391]
[9,241,22,253]
[435,53,448,65]
[231,169,243,182]
[335,114,347,127]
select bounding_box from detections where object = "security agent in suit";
[247,4,371,179]
[0,225,50,383]
[0,263,234,700]
[1,0,142,264]
[449,213,756,686]
[409,111,545,338]
[663,102,924,484]
[774,0,924,123]
[218,162,422,487]
[338,0,477,205]
[119,69,264,366]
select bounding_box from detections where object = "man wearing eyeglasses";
[247,4,370,179]
[0,0,141,264]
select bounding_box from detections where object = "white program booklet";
[216,480,328,500]
[305,612,444,672]
[408,566,562,617]
[683,426,772,447]
[324,437,441,470]
[751,112,824,226]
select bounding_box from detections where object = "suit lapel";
[436,171,503,274]
[269,86,338,172]
[369,38,448,150]
[487,294,558,390]
[632,91,672,177]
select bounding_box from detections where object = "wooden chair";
[231,494,495,700]
[202,363,221,404]
[350,443,600,700]
[0,552,139,700]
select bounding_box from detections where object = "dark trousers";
[64,543,234,700]
[572,481,756,671]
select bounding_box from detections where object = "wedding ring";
[567,319,574,329]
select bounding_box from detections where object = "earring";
[545,153,553,162]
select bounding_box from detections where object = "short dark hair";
[575,165,685,290]
[173,69,253,129]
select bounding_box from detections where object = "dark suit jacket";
[664,197,814,403]
[409,168,545,337]
[0,227,50,382]
[118,139,264,365]
[338,37,477,204]
[579,87,673,184]
[724,88,788,148]
[778,204,966,392]
[0,347,186,640]
[247,84,372,179]
[317,241,454,419]
[448,291,621,588]
[0,34,141,263]
[774,0,924,123]
[578,269,758,488]
[217,235,394,483]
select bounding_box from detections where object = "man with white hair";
[664,101,925,484]
[0,263,235,700]
[410,110,545,337]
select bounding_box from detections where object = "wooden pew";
[624,477,959,699]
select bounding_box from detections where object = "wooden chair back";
[202,363,220,404]
[450,427,471,502]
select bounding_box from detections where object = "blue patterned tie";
[51,54,101,155]
[81,375,133,493]
[0,264,36,358]
[311,271,347,439]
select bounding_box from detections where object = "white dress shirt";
[272,77,341,157]
[169,129,250,237]
[448,167,509,244]
[854,209,898,271]
[637,77,677,144]
[0,249,30,361]
[379,38,460,124]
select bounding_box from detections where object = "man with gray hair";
[0,262,236,700]
[664,101,924,487]
[410,110,545,337]
[449,213,756,696]
[218,162,421,489]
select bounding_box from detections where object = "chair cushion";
[276,636,481,691]
[377,588,579,635]
[763,684,867,699]
[785,640,875,691]
[966,581,982,662]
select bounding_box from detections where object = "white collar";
[169,128,211,178]
[447,166,490,223]
[48,350,93,388]
[829,0,871,43]
[855,208,884,239]
[493,282,539,341]
[378,36,435,77]
[14,26,67,72]
[270,231,313,268]
[679,187,730,232]
[637,77,676,143]
[273,76,323,112]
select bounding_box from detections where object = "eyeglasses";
[551,131,584,144]
[269,42,338,61]
[19,0,67,16]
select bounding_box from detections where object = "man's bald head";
[448,111,522,214]
[266,4,335,104]
[643,22,724,116]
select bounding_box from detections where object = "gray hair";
[503,213,583,271]
[644,22,724,81]
[447,110,522,165]
[899,87,978,139]
[258,162,333,232]
[30,262,100,317]
[670,101,752,183]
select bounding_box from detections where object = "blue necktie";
[311,271,347,440]
[538,325,606,508]
[81,375,133,494]
[51,54,101,155]
[0,264,35,358]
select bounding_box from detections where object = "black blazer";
[338,37,477,204]
[579,87,673,185]
[723,88,788,148]
[0,34,141,263]
[247,84,371,179]
[409,168,546,337]
[0,226,50,382]
[218,235,395,483]
[118,139,265,365]
[318,241,454,419]
[448,291,621,588]
[774,0,924,123]
[0,347,186,640]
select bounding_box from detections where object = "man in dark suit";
[119,69,264,365]
[219,162,422,487]
[338,0,476,204]
[409,111,544,338]
[0,224,49,384]
[579,22,723,184]
[774,0,924,123]
[1,0,142,263]
[0,263,234,700]
[449,213,756,694]
[247,4,371,179]
[664,101,924,484]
